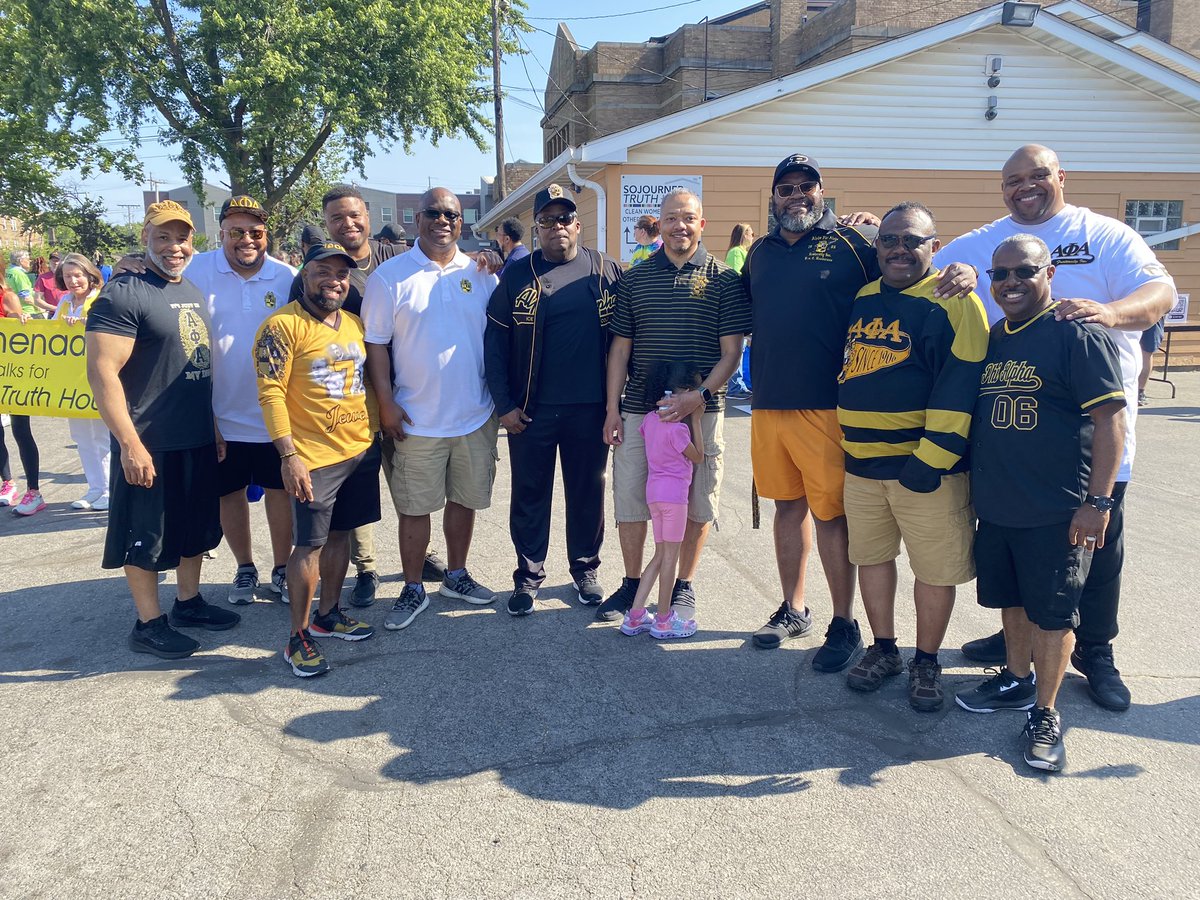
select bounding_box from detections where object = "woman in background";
[725,223,755,398]
[629,215,662,267]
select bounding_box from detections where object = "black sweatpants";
[0,415,39,489]
[1075,480,1128,645]
[506,402,607,591]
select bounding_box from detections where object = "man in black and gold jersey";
[837,202,988,711]
[955,234,1125,773]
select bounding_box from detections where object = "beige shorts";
[387,416,499,516]
[613,411,724,525]
[843,471,975,586]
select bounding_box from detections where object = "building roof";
[476,1,1200,233]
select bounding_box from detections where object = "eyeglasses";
[535,211,578,228]
[773,181,820,199]
[877,233,937,250]
[421,208,462,223]
[227,227,267,241]
[986,264,1050,281]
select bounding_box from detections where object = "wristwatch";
[698,386,714,405]
[1085,494,1116,513]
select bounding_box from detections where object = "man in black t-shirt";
[87,200,240,660]
[955,235,1126,773]
[484,185,622,616]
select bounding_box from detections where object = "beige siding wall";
[598,163,1200,363]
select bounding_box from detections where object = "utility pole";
[147,176,164,203]
[492,0,508,201]
[118,204,140,227]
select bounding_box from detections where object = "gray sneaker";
[228,564,258,605]
[385,584,429,630]
[440,570,496,605]
[263,565,289,604]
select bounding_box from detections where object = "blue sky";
[86,0,746,222]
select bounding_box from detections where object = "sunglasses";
[773,181,820,199]
[535,211,578,228]
[227,227,267,241]
[877,234,937,250]
[986,264,1050,281]
[421,208,462,223]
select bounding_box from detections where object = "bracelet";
[279,451,298,460]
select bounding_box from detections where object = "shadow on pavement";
[1,578,1193,806]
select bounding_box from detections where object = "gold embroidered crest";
[547,183,564,199]
[690,274,709,299]
[460,279,472,293]
[264,291,277,309]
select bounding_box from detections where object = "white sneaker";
[91,495,109,511]
[0,480,17,506]
[71,488,104,510]
[71,496,93,510]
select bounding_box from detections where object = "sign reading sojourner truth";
[0,318,101,418]
[619,175,703,263]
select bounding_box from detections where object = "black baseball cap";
[772,154,822,189]
[300,224,327,246]
[375,223,406,242]
[533,183,577,217]
[303,241,358,268]
[219,194,269,223]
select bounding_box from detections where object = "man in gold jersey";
[255,241,381,678]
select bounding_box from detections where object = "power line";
[526,0,704,21]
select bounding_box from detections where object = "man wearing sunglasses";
[936,145,1176,710]
[183,194,299,607]
[955,234,1126,772]
[743,154,979,672]
[362,188,501,630]
[837,202,988,711]
[485,185,622,616]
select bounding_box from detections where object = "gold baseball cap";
[144,199,195,230]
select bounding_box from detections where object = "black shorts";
[103,443,223,571]
[974,519,1091,631]
[218,440,285,495]
[293,442,382,548]
[1140,319,1165,353]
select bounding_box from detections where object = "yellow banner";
[0,317,101,419]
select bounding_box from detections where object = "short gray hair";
[9,250,27,265]
[660,187,702,216]
[994,234,1051,267]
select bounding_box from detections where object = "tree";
[4,0,524,221]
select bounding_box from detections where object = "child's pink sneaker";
[0,480,17,506]
[13,489,46,516]
[651,610,697,640]
[619,608,655,636]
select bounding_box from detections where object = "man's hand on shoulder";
[933,263,978,299]
[112,254,148,278]
[1055,298,1116,327]
[837,211,880,228]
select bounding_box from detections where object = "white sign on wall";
[619,175,703,262]
[1167,292,1189,324]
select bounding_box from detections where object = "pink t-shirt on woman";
[640,412,694,505]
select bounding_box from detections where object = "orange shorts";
[751,408,846,520]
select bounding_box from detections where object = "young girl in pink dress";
[621,361,704,640]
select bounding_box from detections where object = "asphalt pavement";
[2,372,1198,899]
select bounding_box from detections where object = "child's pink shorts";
[649,501,688,543]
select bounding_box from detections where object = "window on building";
[382,206,394,223]
[403,208,414,224]
[545,124,569,161]
[464,209,477,224]
[1125,200,1183,250]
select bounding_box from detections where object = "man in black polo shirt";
[598,188,749,623]
[743,154,977,673]
[955,234,1125,773]
[485,185,622,616]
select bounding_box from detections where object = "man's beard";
[146,246,191,278]
[305,291,345,314]
[775,198,824,234]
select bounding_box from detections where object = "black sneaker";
[1071,643,1131,711]
[129,614,201,659]
[507,589,536,617]
[422,551,448,583]
[961,629,1007,664]
[350,570,379,608]
[574,571,603,606]
[595,577,639,623]
[169,594,241,631]
[671,578,696,611]
[955,667,1037,713]
[1021,706,1066,772]
[811,617,863,672]
[752,602,813,649]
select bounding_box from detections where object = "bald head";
[416,186,463,263]
[1001,144,1067,226]
[420,187,460,211]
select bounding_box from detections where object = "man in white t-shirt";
[186,195,298,607]
[362,187,501,632]
[936,144,1176,711]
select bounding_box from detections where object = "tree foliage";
[3,0,523,221]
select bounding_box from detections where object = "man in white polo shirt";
[936,144,1176,710]
[186,195,298,606]
[362,187,501,631]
